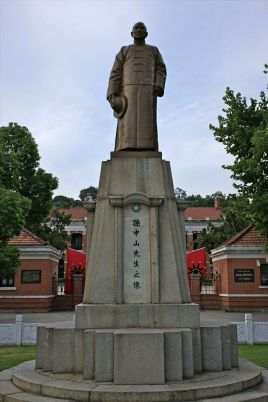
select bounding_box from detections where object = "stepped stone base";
[75,303,200,329]
[2,359,267,402]
[35,323,238,384]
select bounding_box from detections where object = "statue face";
[131,22,148,40]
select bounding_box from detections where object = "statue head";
[131,22,148,40]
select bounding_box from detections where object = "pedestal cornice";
[110,151,162,159]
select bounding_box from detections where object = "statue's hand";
[107,94,127,118]
[154,86,164,97]
[108,94,117,109]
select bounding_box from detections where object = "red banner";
[186,247,207,277]
[65,248,86,294]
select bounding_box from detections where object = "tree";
[0,187,31,276]
[175,187,187,200]
[0,123,58,233]
[52,195,82,209]
[196,194,252,251]
[0,123,59,276]
[209,67,268,241]
[174,189,225,207]
[79,186,97,202]
[0,245,20,280]
[184,194,215,207]
[38,210,71,251]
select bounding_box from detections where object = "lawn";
[0,345,36,371]
[239,344,268,368]
[0,344,268,372]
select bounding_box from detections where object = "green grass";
[0,345,36,371]
[239,344,268,368]
[0,344,268,372]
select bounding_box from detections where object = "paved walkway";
[0,309,268,324]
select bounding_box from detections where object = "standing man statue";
[107,22,167,151]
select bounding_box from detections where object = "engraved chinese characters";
[123,204,150,303]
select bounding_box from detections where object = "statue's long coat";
[107,44,166,151]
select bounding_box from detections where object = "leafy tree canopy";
[195,194,252,251]
[0,123,58,233]
[175,187,225,207]
[174,187,187,200]
[0,123,58,275]
[0,244,20,278]
[209,66,268,241]
[79,186,98,201]
[0,187,31,243]
[38,210,71,251]
[52,195,82,209]
[0,187,31,277]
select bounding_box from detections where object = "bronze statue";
[107,22,167,151]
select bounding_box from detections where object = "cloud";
[0,0,267,198]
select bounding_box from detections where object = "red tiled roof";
[55,207,88,220]
[8,229,45,246]
[183,207,222,221]
[224,225,266,247]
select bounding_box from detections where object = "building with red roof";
[56,201,224,254]
[0,229,60,312]
[57,207,88,251]
[184,199,223,250]
[211,225,268,311]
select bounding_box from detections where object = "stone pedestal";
[75,303,200,329]
[83,151,191,305]
[30,151,247,400]
[35,324,238,384]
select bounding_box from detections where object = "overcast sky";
[0,0,267,198]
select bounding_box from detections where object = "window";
[260,264,268,286]
[21,270,41,284]
[71,233,82,250]
[0,275,15,287]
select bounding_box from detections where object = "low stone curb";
[9,359,266,402]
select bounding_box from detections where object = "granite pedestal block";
[201,326,223,371]
[75,303,200,329]
[164,332,183,381]
[95,331,113,382]
[35,324,238,385]
[114,330,165,385]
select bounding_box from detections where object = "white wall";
[0,315,37,345]
[0,314,268,345]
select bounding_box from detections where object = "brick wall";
[213,256,268,311]
[0,258,58,312]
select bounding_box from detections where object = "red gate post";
[72,273,84,306]
[190,271,201,304]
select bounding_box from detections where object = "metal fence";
[200,273,220,295]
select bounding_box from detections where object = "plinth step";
[5,392,74,402]
[2,381,268,402]
[194,390,268,401]
[0,368,74,402]
[0,380,73,402]
[9,359,266,402]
